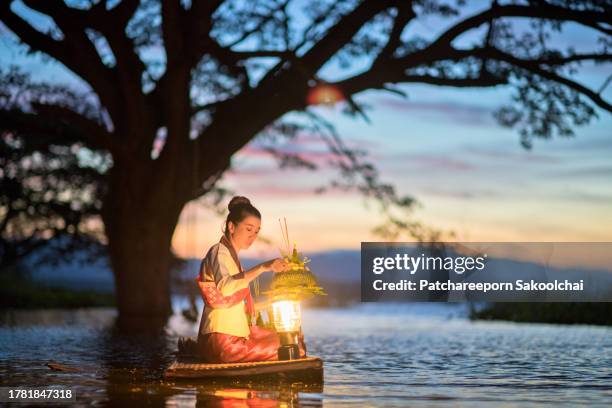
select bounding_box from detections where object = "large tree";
[1,0,610,321]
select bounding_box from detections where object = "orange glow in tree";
[306,84,344,106]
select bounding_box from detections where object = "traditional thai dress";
[196,235,306,363]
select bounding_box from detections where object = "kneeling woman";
[196,196,306,363]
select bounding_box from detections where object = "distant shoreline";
[3,268,611,327]
[0,274,115,309]
[470,302,612,326]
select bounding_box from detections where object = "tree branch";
[298,0,394,76]
[477,48,612,112]
[0,108,114,151]
[536,53,612,66]
[0,2,70,63]
[232,50,294,59]
[428,3,612,50]
[402,74,507,88]
[33,0,145,80]
[225,0,290,49]
[579,20,612,36]
[109,0,140,27]
[161,1,186,69]
[399,44,611,111]
[154,1,206,116]
[335,69,507,98]
[186,0,224,65]
[377,0,416,60]
[187,3,399,190]
[1,1,122,119]
[31,104,116,151]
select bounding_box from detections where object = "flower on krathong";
[264,219,327,302]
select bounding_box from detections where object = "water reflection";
[0,307,116,328]
[100,324,175,406]
[165,381,323,407]
[1,304,611,406]
[0,307,323,406]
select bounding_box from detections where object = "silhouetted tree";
[1,0,610,320]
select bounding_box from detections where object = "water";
[1,302,611,407]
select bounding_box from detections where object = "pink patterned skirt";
[197,326,306,363]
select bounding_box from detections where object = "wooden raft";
[163,356,323,380]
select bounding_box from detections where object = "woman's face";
[229,215,261,250]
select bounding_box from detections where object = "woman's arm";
[212,246,289,295]
[242,258,288,283]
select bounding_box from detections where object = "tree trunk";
[102,153,188,327]
[106,209,175,325]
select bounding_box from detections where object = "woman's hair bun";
[228,196,251,212]
[224,196,261,237]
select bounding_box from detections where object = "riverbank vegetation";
[471,303,612,326]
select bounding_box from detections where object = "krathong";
[265,219,327,302]
[265,219,326,360]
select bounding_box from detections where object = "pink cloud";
[224,163,336,181]
[386,153,477,171]
[242,185,353,198]
[236,146,272,159]
[421,187,500,200]
[237,137,385,164]
[225,166,281,178]
[246,129,382,154]
[236,146,341,163]
[289,133,382,150]
[376,98,493,126]
[464,146,562,164]
[542,166,612,179]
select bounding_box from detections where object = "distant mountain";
[174,249,360,283]
[17,243,612,302]
[302,249,361,283]
[174,250,362,306]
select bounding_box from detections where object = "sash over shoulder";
[196,235,255,317]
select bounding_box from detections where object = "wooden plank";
[163,356,323,379]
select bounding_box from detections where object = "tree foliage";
[1,0,610,265]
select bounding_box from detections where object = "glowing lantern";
[272,300,302,360]
[272,300,301,332]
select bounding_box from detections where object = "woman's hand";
[266,258,289,273]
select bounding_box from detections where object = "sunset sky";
[2,1,610,261]
[172,82,612,260]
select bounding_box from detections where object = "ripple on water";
[1,303,611,406]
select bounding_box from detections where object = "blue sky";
[184,82,610,260]
[1,1,610,262]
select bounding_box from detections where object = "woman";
[196,196,306,363]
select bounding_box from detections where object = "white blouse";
[198,241,251,338]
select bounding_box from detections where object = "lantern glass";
[271,300,301,332]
